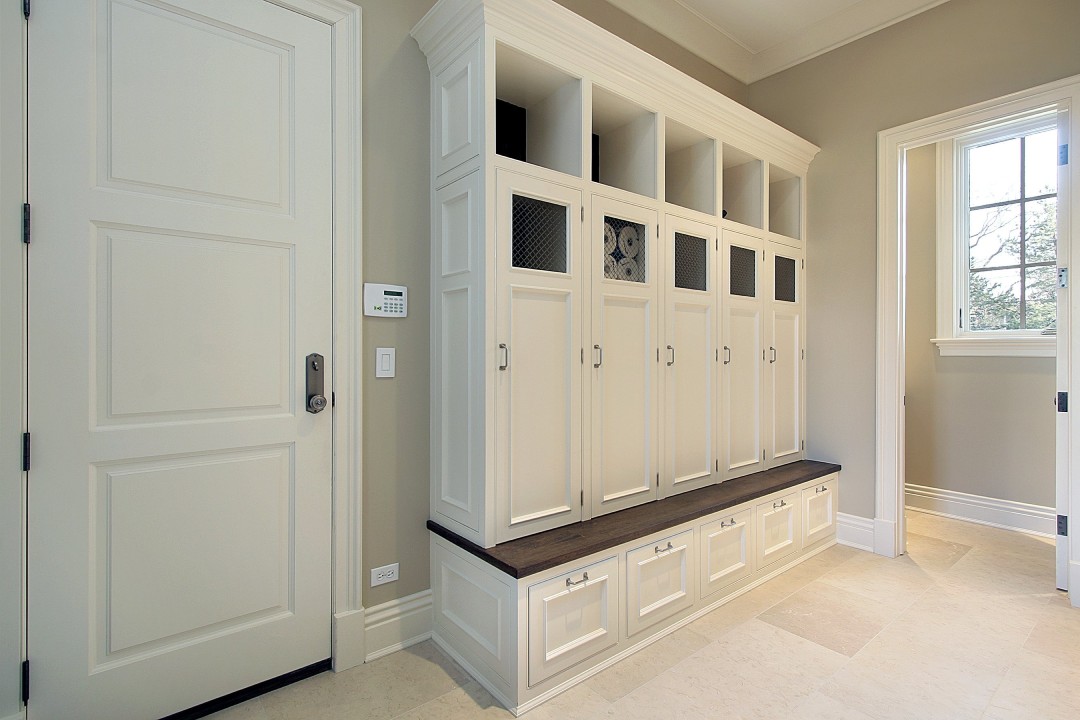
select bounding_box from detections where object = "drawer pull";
[655,541,674,554]
[815,485,828,494]
[565,572,589,588]
[498,343,509,371]
[721,518,737,528]
[773,500,787,509]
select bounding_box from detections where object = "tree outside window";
[964,128,1057,332]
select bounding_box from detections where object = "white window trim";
[932,107,1063,357]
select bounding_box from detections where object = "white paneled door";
[27,2,333,718]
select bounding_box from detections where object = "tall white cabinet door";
[590,195,660,517]
[663,216,717,498]
[495,171,584,542]
[766,244,805,467]
[721,230,765,478]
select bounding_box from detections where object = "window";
[934,112,1062,356]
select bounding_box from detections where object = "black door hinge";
[23,0,30,20]
[1058,391,1068,413]
[21,432,30,472]
[21,659,29,705]
[1059,515,1069,536]
[22,203,30,244]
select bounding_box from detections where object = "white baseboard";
[364,589,433,662]
[836,513,874,552]
[905,484,1055,537]
[332,608,366,672]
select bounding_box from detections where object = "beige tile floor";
[209,511,1078,720]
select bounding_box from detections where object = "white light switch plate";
[375,347,395,378]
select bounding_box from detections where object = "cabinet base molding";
[430,468,840,715]
[836,512,875,552]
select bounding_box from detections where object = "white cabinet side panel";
[433,540,514,682]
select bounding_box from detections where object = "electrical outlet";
[371,562,399,587]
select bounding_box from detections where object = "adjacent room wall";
[352,0,748,610]
[746,0,1080,519]
[904,144,1055,509]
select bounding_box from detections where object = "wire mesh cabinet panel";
[495,170,585,542]
[589,194,660,517]
[766,242,805,467]
[721,229,766,479]
[662,215,718,498]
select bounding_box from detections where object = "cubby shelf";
[722,144,763,229]
[591,85,657,198]
[769,163,802,242]
[495,43,582,177]
[665,118,716,215]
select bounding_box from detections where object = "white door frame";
[0,4,364,715]
[877,74,1080,606]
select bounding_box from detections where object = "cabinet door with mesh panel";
[766,242,805,467]
[721,230,765,478]
[590,195,660,517]
[495,170,584,542]
[662,215,717,498]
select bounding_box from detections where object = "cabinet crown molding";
[411,0,820,172]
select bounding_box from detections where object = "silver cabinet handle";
[666,345,675,366]
[770,346,777,363]
[593,344,603,368]
[816,485,828,494]
[723,346,731,365]
[721,517,738,528]
[655,541,675,554]
[773,499,787,509]
[566,572,589,587]
[499,343,509,371]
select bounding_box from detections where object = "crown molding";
[605,0,953,84]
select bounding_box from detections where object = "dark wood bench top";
[428,459,841,578]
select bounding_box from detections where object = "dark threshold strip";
[159,658,331,720]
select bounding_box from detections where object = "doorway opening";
[877,75,1080,605]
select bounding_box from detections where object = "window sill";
[931,336,1055,357]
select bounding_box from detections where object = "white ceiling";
[603,0,953,83]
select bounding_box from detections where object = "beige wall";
[354,0,748,608]
[904,145,1055,508]
[746,0,1080,518]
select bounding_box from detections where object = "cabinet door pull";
[770,346,777,363]
[593,344,603,368]
[566,572,589,588]
[721,517,737,528]
[773,499,787,509]
[499,343,509,371]
[655,541,674,554]
[816,485,828,494]
[723,346,731,365]
[666,345,675,366]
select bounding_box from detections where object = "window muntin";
[961,127,1057,334]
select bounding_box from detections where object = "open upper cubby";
[591,85,657,198]
[722,144,763,229]
[769,164,802,241]
[665,118,716,215]
[495,43,582,177]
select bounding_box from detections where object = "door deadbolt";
[306,353,327,413]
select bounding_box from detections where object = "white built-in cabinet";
[431,471,839,715]
[414,0,818,549]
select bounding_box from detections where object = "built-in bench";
[430,460,840,578]
[428,460,841,716]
